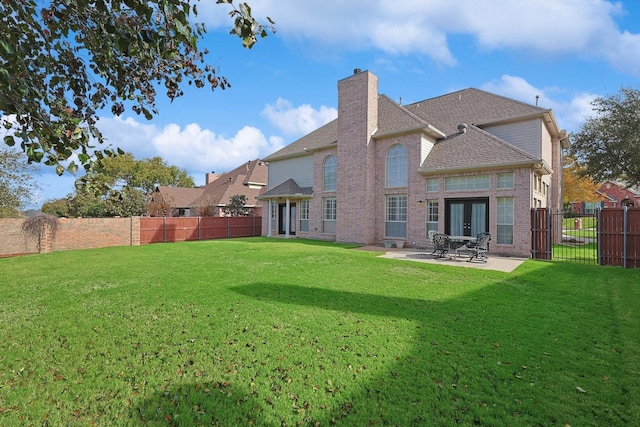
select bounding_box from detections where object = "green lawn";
[553,242,598,262]
[562,216,597,230]
[1,238,639,426]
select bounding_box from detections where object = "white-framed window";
[270,200,277,231]
[497,173,514,189]
[323,155,337,192]
[385,194,407,238]
[386,144,408,188]
[426,199,438,234]
[322,197,336,234]
[299,200,309,232]
[445,175,490,191]
[497,197,514,245]
[426,178,439,192]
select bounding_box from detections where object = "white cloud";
[97,116,284,185]
[200,0,640,75]
[261,98,337,136]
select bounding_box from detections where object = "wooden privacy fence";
[531,207,640,268]
[598,207,640,268]
[140,216,262,244]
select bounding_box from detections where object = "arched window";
[323,155,337,191]
[386,144,407,187]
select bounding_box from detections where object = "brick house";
[570,181,640,214]
[259,70,569,257]
[597,181,639,208]
[153,159,267,217]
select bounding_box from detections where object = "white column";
[267,200,273,236]
[285,198,290,238]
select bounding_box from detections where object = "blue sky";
[28,0,640,206]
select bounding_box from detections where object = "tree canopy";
[222,194,250,217]
[42,153,194,217]
[570,87,640,187]
[0,147,39,217]
[0,0,273,174]
[562,155,603,205]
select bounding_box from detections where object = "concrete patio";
[356,246,529,273]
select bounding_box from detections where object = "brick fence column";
[40,223,53,254]
[131,216,141,246]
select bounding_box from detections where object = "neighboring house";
[259,70,569,257]
[152,159,267,217]
[597,181,640,209]
[570,181,640,214]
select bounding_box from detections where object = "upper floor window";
[426,178,439,192]
[386,144,407,188]
[497,173,514,189]
[444,175,489,191]
[323,155,337,192]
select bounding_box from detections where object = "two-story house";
[259,70,569,257]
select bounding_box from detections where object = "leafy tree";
[1,0,273,174]
[105,186,148,217]
[562,155,603,204]
[66,189,108,218]
[79,152,195,194]
[0,147,39,217]
[58,153,192,217]
[41,198,71,217]
[222,194,250,217]
[570,87,640,186]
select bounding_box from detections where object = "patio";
[357,246,528,273]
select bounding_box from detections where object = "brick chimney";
[336,69,378,244]
[205,172,220,184]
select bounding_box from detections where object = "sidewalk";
[356,246,528,273]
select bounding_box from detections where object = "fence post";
[623,206,628,268]
[547,208,552,260]
[597,208,602,265]
[163,216,166,243]
[532,208,537,259]
[198,216,201,241]
[227,216,230,238]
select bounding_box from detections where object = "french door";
[445,198,488,236]
[278,203,296,235]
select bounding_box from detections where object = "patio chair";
[460,232,491,262]
[432,234,451,258]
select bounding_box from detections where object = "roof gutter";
[418,159,552,176]
[374,124,446,140]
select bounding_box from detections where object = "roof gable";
[405,88,550,136]
[192,159,267,207]
[420,125,542,173]
[155,186,204,207]
[263,120,337,161]
[259,178,313,199]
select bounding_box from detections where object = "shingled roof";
[262,86,556,170]
[419,125,547,174]
[404,88,552,136]
[258,178,313,199]
[154,159,267,209]
[191,159,267,207]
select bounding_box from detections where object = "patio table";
[447,235,477,259]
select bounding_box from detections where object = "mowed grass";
[1,238,639,426]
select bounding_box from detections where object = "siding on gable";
[484,119,542,158]
[420,135,434,165]
[540,122,553,166]
[268,155,314,189]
